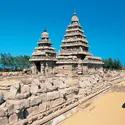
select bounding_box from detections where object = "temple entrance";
[77,55,86,60]
[36,62,41,73]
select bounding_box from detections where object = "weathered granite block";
[7,104,15,115]
[15,93,30,100]
[23,99,29,108]
[9,113,18,124]
[50,98,64,108]
[38,83,47,93]
[65,87,76,95]
[78,89,86,95]
[59,89,66,98]
[0,117,8,125]
[65,94,74,101]
[30,83,39,95]
[47,91,60,101]
[39,102,47,113]
[45,79,57,92]
[15,93,25,100]
[29,95,42,106]
[0,108,5,117]
[32,79,41,86]
[40,93,47,102]
[9,87,18,99]
[52,79,64,88]
[7,100,25,111]
[21,78,32,85]
[27,106,39,116]
[21,85,30,94]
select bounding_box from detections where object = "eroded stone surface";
[0,117,8,125]
[39,102,47,113]
[47,91,60,101]
[0,70,124,125]
[30,83,39,94]
[27,106,39,116]
[9,113,18,124]
[29,95,42,106]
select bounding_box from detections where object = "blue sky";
[0,0,125,65]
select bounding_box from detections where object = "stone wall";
[0,70,124,125]
[55,65,73,75]
[0,76,78,125]
[0,72,24,79]
[78,70,125,97]
[111,85,125,92]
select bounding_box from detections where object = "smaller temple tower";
[29,29,56,75]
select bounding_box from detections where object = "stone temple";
[29,29,56,75]
[30,12,104,75]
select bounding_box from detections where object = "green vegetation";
[0,53,31,71]
[103,58,122,70]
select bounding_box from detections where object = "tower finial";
[44,28,47,32]
[41,28,49,39]
[72,9,79,22]
[74,9,76,15]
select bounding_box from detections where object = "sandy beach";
[60,81,125,125]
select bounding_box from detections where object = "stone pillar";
[31,62,37,75]
[52,62,55,75]
[40,63,44,76]
[45,63,49,76]
[82,66,88,75]
[77,63,83,75]
[52,67,55,75]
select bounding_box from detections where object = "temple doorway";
[36,62,41,73]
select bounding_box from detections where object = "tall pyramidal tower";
[56,11,104,71]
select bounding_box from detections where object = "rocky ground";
[0,69,124,125]
[78,70,125,97]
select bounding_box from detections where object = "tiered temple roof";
[57,12,104,65]
[29,29,56,62]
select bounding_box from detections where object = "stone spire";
[57,12,103,68]
[30,29,56,61]
[57,11,90,64]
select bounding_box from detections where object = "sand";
[117,81,125,86]
[60,82,125,125]
[0,76,29,84]
[0,80,12,85]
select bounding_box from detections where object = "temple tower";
[29,29,56,75]
[56,12,104,72]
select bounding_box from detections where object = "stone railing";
[0,72,24,79]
